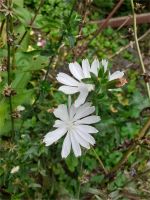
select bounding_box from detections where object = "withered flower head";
[116,77,128,88]
[11,111,21,119]
[2,85,16,97]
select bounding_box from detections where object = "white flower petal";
[82,59,91,78]
[76,128,96,145]
[17,105,25,111]
[90,58,100,76]
[76,102,92,111]
[73,130,90,149]
[11,166,20,174]
[69,62,84,81]
[101,59,108,72]
[61,133,71,158]
[53,120,64,128]
[76,125,98,134]
[74,106,95,120]
[71,102,92,118]
[70,131,81,157]
[43,127,67,146]
[53,104,69,121]
[59,86,79,94]
[69,104,76,119]
[75,116,100,125]
[109,71,124,81]
[74,90,89,107]
[56,72,79,86]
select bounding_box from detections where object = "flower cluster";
[43,58,126,158]
[56,59,125,107]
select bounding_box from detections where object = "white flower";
[101,59,124,81]
[109,71,124,81]
[16,105,25,112]
[10,166,20,174]
[43,100,100,158]
[101,59,108,72]
[56,59,100,107]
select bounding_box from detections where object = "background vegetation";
[0,0,150,199]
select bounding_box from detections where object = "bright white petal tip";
[109,71,124,81]
[16,105,25,111]
[101,59,108,72]
[10,166,20,174]
[69,62,84,81]
[59,86,79,94]
[56,73,79,86]
[90,58,100,76]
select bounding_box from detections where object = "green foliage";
[0,0,150,199]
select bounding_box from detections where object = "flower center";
[65,120,74,130]
[78,82,94,92]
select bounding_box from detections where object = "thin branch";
[88,13,150,28]
[88,0,124,45]
[130,0,150,100]
[92,147,108,175]
[0,19,5,36]
[75,0,124,58]
[6,0,15,136]
[108,28,150,59]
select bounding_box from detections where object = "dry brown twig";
[109,28,150,59]
[73,0,124,59]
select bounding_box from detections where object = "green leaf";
[13,5,32,26]
[65,155,78,172]
[16,52,48,71]
[13,0,23,7]
[12,72,31,91]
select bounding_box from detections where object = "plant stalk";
[0,19,5,36]
[6,0,15,136]
[130,0,150,100]
[92,147,108,175]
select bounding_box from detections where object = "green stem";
[130,0,150,100]
[92,147,108,175]
[6,0,15,136]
